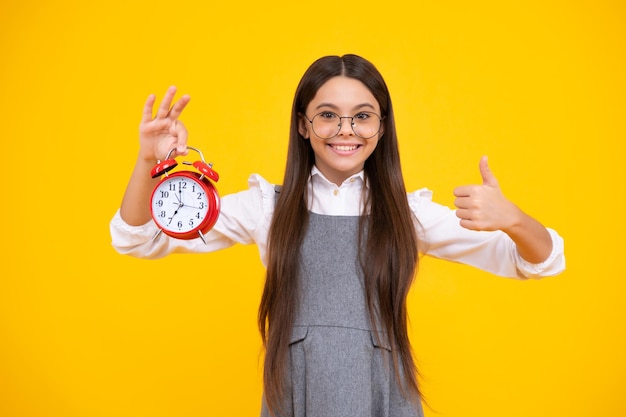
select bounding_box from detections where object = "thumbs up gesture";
[454,156,521,232]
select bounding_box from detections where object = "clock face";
[151,174,212,235]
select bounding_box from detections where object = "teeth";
[333,145,358,151]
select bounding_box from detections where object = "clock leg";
[151,228,164,242]
[197,230,207,245]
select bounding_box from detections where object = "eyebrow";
[314,102,377,112]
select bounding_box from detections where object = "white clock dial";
[151,176,210,234]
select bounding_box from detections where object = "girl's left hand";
[453,156,522,232]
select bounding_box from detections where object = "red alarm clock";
[149,146,220,244]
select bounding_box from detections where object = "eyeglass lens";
[311,112,381,139]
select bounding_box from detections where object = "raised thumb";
[479,155,499,187]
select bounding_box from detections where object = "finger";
[155,86,177,119]
[455,208,470,220]
[453,187,466,198]
[177,127,189,155]
[454,196,471,210]
[167,94,191,120]
[479,155,499,187]
[141,94,156,123]
[455,209,479,230]
[458,218,478,231]
[453,185,474,198]
[169,120,189,154]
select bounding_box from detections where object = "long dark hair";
[258,54,420,414]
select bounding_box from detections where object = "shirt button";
[349,178,355,183]
[333,189,339,196]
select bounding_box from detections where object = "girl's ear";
[297,113,310,139]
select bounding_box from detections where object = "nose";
[337,116,354,137]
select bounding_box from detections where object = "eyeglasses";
[303,111,383,139]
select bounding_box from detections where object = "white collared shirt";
[110,168,565,279]
[307,166,367,216]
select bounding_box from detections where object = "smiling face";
[298,76,383,186]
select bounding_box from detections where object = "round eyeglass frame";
[303,111,383,139]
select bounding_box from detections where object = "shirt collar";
[309,165,367,188]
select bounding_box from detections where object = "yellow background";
[1,1,624,416]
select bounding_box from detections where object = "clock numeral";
[156,200,164,207]
[159,191,170,198]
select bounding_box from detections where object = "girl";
[110,54,565,417]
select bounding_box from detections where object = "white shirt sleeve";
[408,188,565,279]
[109,174,276,263]
[110,171,565,278]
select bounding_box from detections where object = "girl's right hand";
[138,86,191,162]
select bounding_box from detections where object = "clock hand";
[167,201,184,225]
[182,204,203,210]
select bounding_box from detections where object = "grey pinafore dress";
[260,212,424,417]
